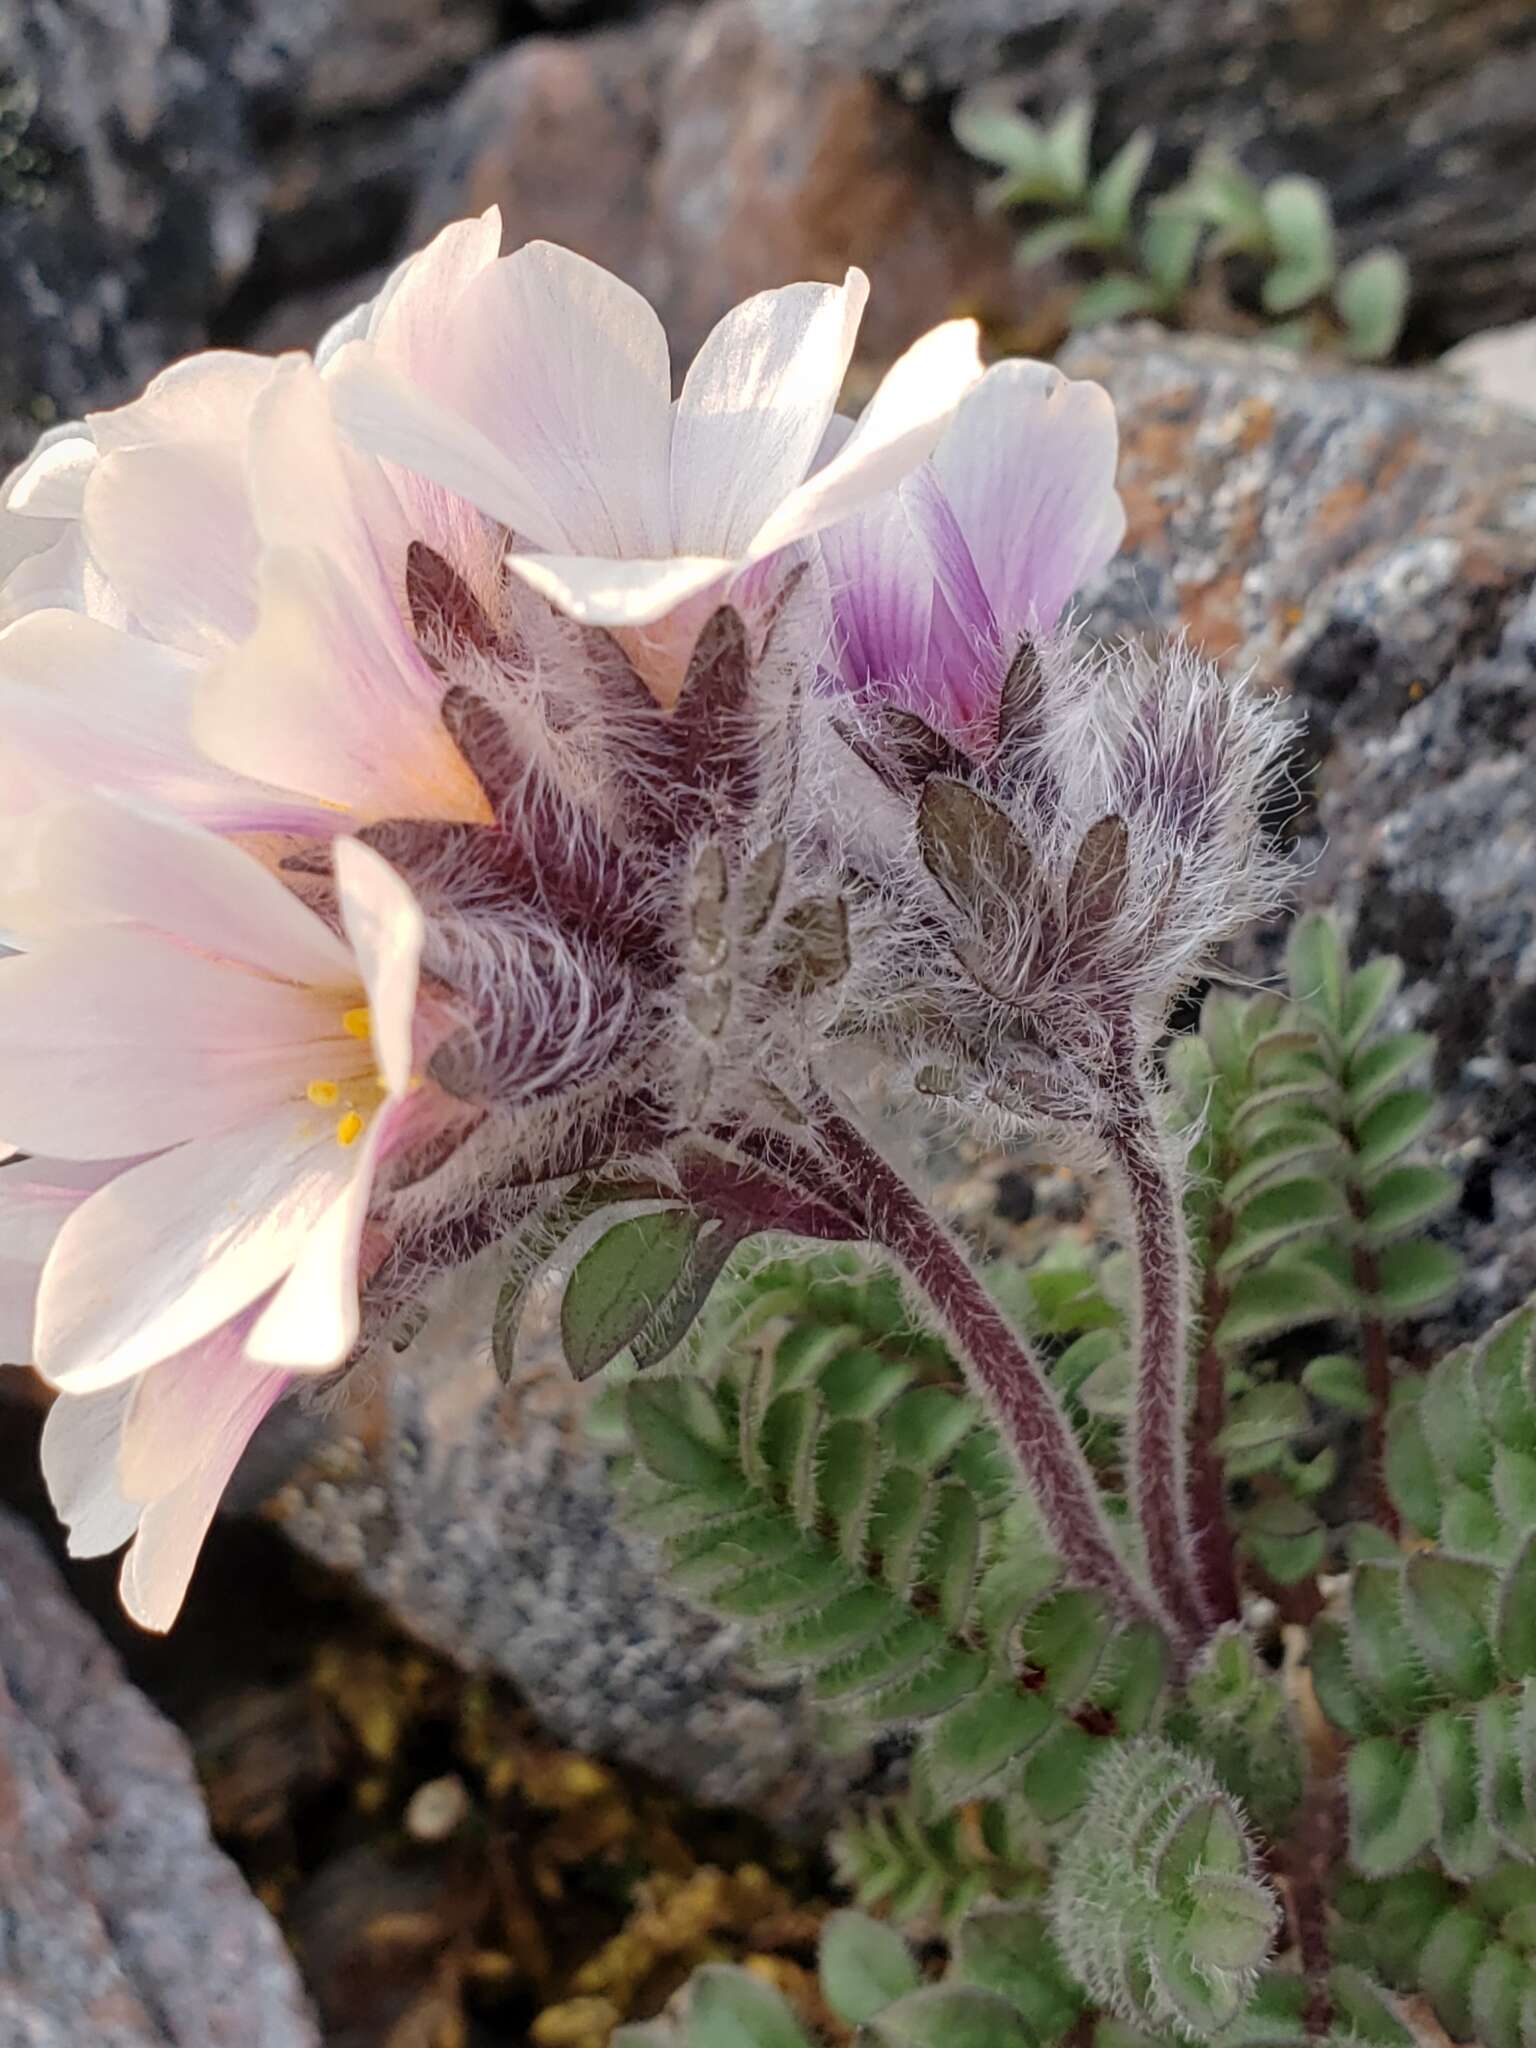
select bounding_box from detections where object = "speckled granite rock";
[258,1257,872,1829]
[0,1504,319,2047]
[755,0,1536,354]
[1064,327,1536,1332]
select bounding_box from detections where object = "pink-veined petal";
[39,1382,143,1557]
[0,800,355,981]
[364,209,504,386]
[34,1111,359,1391]
[931,359,1125,635]
[670,271,868,557]
[819,487,933,696]
[747,318,983,560]
[194,544,492,826]
[0,611,326,836]
[334,839,425,1095]
[0,931,350,1159]
[117,1343,291,1631]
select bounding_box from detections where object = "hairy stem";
[1346,1194,1400,1539]
[1187,1208,1243,1624]
[1101,1068,1211,1644]
[809,1095,1170,1637]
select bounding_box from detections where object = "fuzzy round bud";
[1047,1737,1279,2042]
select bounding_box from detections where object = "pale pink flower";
[820,360,1125,752]
[0,349,491,833]
[0,802,439,1390]
[325,218,985,704]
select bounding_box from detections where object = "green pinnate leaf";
[1014,215,1111,267]
[1370,1238,1460,1317]
[1141,207,1203,297]
[1474,1307,1536,1452]
[1216,1258,1351,1347]
[1496,1534,1536,1679]
[1217,1175,1347,1275]
[1260,174,1337,311]
[1419,1905,1490,2038]
[1365,1164,1459,1241]
[684,1965,813,2048]
[1090,128,1155,238]
[625,1379,743,1506]
[1401,1553,1497,1697]
[1469,1941,1526,2048]
[1044,98,1095,200]
[1341,955,1405,1049]
[754,1584,904,1673]
[923,1484,982,1631]
[1384,1384,1443,1534]
[1303,1353,1373,1417]
[1286,911,1348,1028]
[1215,1384,1307,1475]
[1347,1031,1433,1113]
[1066,274,1164,328]
[866,1985,1037,2048]
[1239,1495,1325,1584]
[952,1907,1085,2036]
[708,1547,850,1620]
[921,1679,1055,1804]
[879,1386,976,1469]
[1310,1617,1385,1738]
[863,1645,989,1725]
[868,1464,931,1593]
[817,1417,881,1561]
[951,96,1047,176]
[1355,1089,1436,1175]
[1018,1587,1115,1706]
[1347,1738,1437,1875]
[1350,1561,1433,1722]
[1422,1710,1500,1879]
[1337,248,1410,362]
[818,1910,920,2024]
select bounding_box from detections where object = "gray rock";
[1062,325,1536,1334]
[0,1503,319,2047]
[752,0,1536,353]
[1446,322,1536,419]
[259,1258,872,1830]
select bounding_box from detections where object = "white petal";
[748,318,984,559]
[670,271,868,556]
[245,1112,387,1367]
[363,209,504,384]
[35,1112,356,1390]
[0,931,348,1158]
[245,358,412,585]
[503,548,732,627]
[86,350,279,457]
[3,425,96,518]
[194,544,492,826]
[118,1345,290,1631]
[0,799,355,981]
[0,525,93,623]
[335,840,425,1094]
[931,360,1126,634]
[40,1382,143,1557]
[328,351,568,548]
[0,1262,41,1359]
[81,441,260,653]
[433,240,673,556]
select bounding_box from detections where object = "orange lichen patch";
[1311,480,1372,541]
[1119,479,1173,552]
[1177,571,1248,661]
[1232,397,1277,453]
[1121,414,1201,486]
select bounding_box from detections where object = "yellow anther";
[306,1079,340,1107]
[342,1005,372,1041]
[336,1111,365,1148]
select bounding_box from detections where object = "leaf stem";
[1101,1090,1213,1642]
[808,1093,1172,1638]
[1188,1207,1243,1624]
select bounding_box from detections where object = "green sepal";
[561,1207,704,1378]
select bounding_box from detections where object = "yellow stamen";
[342,1005,372,1041]
[336,1111,365,1148]
[306,1079,340,1107]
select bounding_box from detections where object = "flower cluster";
[0,207,1277,1628]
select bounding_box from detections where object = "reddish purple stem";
[810,1097,1166,1634]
